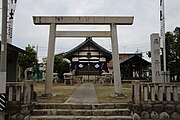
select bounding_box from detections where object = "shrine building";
[63,37,112,76]
[62,37,151,80]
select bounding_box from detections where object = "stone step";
[32,108,130,116]
[34,103,129,110]
[25,115,132,120]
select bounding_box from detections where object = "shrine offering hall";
[62,37,150,80]
[64,37,112,76]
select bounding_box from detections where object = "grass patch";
[34,82,80,103]
[34,82,132,103]
[95,83,132,103]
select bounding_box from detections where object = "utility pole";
[160,0,168,83]
[0,0,8,119]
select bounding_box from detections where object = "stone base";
[132,102,180,120]
[41,93,56,98]
[110,93,126,99]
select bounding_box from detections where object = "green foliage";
[148,27,180,81]
[18,44,38,78]
[165,27,180,81]
[53,56,70,80]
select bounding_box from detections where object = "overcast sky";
[1,0,180,58]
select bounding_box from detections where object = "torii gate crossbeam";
[33,16,134,97]
[33,16,133,25]
[56,31,111,37]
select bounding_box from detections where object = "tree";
[53,56,70,81]
[147,27,180,81]
[165,27,180,81]
[18,44,38,79]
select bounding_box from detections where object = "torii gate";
[33,16,134,97]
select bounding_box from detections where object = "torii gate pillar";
[44,23,56,96]
[111,23,122,95]
[33,16,134,97]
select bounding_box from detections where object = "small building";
[107,53,151,80]
[120,55,151,80]
[63,37,112,76]
[107,53,142,72]
[0,42,27,82]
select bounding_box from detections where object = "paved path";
[65,82,98,104]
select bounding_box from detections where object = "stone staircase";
[25,103,132,120]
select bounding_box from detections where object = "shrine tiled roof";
[63,37,112,59]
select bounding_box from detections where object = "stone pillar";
[24,80,32,104]
[150,33,162,83]
[173,86,178,101]
[110,23,122,95]
[143,85,148,101]
[132,80,141,103]
[158,86,164,101]
[44,23,56,97]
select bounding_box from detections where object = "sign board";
[7,0,18,44]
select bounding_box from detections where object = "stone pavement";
[65,82,98,104]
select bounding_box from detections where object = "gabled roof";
[120,55,151,65]
[63,37,112,59]
[119,53,142,57]
[0,42,27,54]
